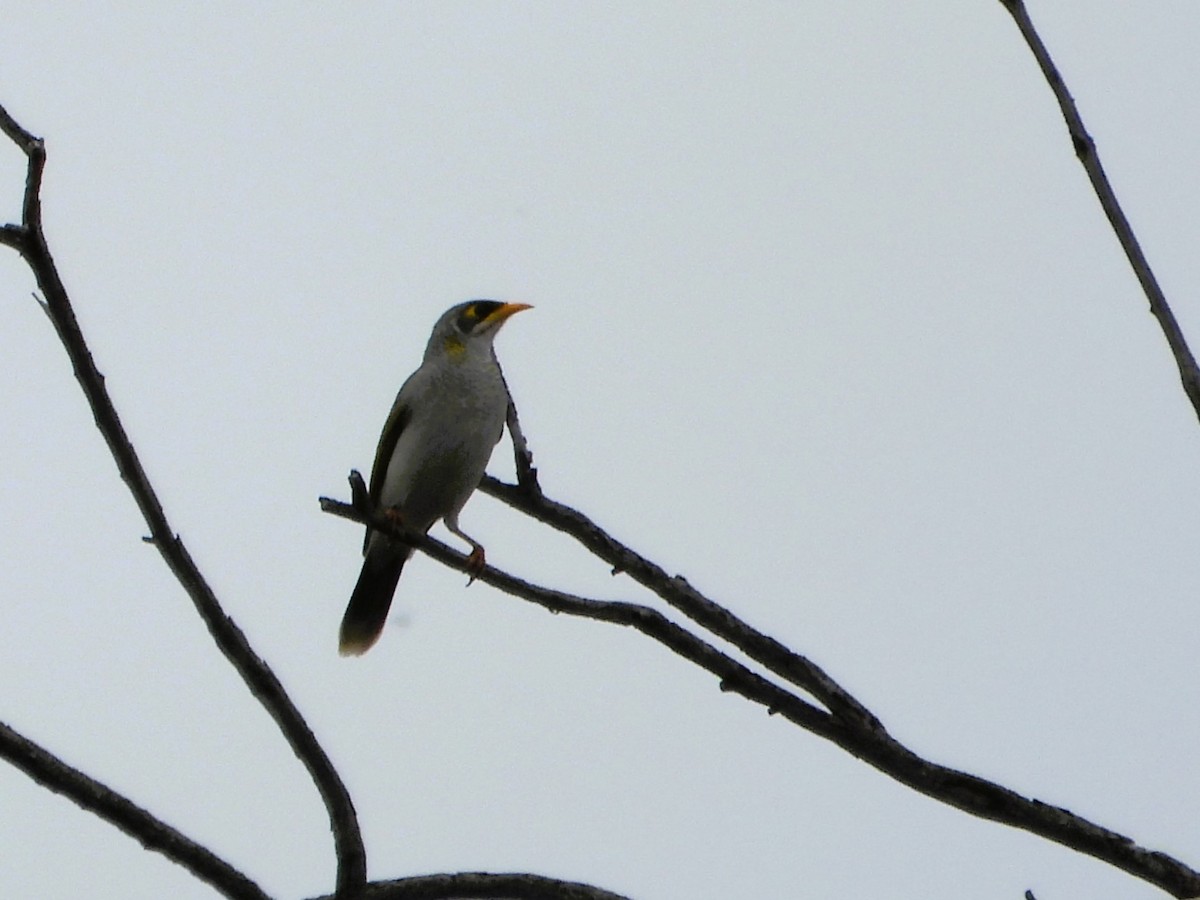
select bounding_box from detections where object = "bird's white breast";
[378,352,508,530]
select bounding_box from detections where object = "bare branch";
[312,872,633,900]
[497,358,539,494]
[321,478,1200,897]
[998,0,1200,421]
[0,103,43,235]
[4,711,637,900]
[320,481,833,734]
[480,475,882,732]
[0,720,270,900]
[0,102,38,146]
[504,396,539,493]
[0,102,367,897]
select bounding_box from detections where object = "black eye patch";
[457,300,503,332]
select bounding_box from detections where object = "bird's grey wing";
[363,379,416,554]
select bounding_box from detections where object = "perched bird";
[339,300,532,656]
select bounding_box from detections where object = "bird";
[338,300,532,656]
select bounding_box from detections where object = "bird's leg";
[377,507,422,552]
[380,506,410,544]
[445,516,486,583]
[463,545,486,583]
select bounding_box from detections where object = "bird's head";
[428,300,532,359]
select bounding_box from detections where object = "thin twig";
[0,103,43,236]
[998,0,1200,421]
[497,359,539,493]
[0,720,270,900]
[0,102,367,898]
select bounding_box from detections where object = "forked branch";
[324,470,1200,897]
[0,103,366,898]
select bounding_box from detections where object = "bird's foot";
[383,507,406,527]
[464,545,486,584]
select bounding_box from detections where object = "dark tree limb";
[0,103,367,899]
[0,720,270,900]
[312,872,633,900]
[998,0,1200,422]
[322,475,1200,898]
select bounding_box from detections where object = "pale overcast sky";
[2,4,1198,899]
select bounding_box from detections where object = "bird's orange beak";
[484,302,533,326]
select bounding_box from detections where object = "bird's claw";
[464,546,486,584]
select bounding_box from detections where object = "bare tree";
[2,4,1198,898]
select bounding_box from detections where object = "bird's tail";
[339,551,407,656]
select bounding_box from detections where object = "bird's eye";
[456,301,503,333]
[455,304,480,332]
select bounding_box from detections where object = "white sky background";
[2,3,1198,899]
